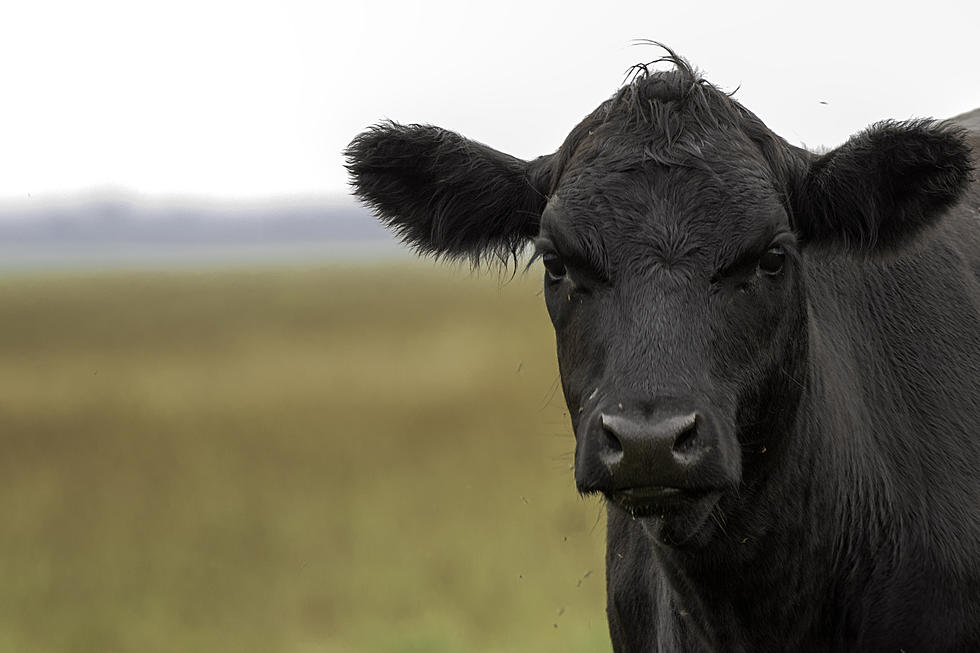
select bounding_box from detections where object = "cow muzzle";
[574,397,741,517]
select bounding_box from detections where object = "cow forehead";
[545,141,788,269]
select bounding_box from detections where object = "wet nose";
[597,410,705,489]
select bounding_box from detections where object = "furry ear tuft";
[345,122,552,266]
[794,119,973,252]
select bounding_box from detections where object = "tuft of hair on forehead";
[545,42,802,204]
[617,41,711,122]
[608,42,756,145]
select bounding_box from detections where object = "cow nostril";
[673,419,699,454]
[602,422,623,455]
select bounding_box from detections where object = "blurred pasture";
[0,262,609,652]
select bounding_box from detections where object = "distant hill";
[0,195,390,245]
[0,194,405,270]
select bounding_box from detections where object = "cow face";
[536,129,808,546]
[346,56,972,549]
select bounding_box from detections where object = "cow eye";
[542,253,567,280]
[758,246,786,275]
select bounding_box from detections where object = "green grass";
[0,262,610,653]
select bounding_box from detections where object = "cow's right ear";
[345,122,553,265]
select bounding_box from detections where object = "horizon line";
[0,187,360,212]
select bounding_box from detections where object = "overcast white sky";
[1,0,977,206]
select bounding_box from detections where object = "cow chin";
[609,489,724,549]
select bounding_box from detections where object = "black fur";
[796,119,974,252]
[347,49,980,651]
[344,121,553,266]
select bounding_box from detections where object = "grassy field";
[0,262,610,653]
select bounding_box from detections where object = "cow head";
[346,53,972,548]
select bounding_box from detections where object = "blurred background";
[1,1,977,652]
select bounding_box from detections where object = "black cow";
[346,50,980,651]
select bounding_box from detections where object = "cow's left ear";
[791,120,973,252]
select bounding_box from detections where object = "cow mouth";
[609,486,724,547]
[610,486,709,514]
